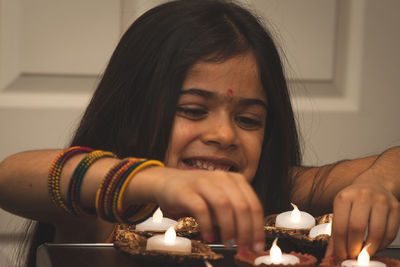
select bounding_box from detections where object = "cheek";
[164,118,194,166]
[243,132,264,182]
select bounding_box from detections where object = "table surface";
[36,243,400,267]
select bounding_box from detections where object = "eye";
[176,106,207,120]
[235,116,263,130]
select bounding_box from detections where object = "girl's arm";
[0,150,117,222]
[0,150,265,251]
[0,150,119,242]
[292,146,400,260]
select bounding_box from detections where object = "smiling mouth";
[183,159,238,172]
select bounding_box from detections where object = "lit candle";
[254,238,300,265]
[135,207,178,231]
[341,244,386,267]
[275,203,315,229]
[309,222,332,238]
[146,226,192,253]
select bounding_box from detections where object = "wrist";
[353,163,398,198]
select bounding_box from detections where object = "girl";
[0,0,399,266]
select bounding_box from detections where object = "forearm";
[0,150,63,221]
[0,150,113,222]
[0,149,164,223]
[292,146,400,214]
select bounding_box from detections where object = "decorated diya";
[129,215,200,238]
[264,211,333,260]
[113,224,222,266]
[235,238,317,267]
[320,244,400,267]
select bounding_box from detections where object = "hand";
[151,168,265,253]
[325,171,400,260]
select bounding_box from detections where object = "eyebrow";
[180,88,268,109]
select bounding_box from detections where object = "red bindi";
[226,89,234,99]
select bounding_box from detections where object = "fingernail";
[253,242,265,252]
[205,235,214,243]
[239,247,249,256]
[226,239,235,248]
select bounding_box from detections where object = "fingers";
[216,175,253,248]
[378,198,400,250]
[233,175,265,252]
[332,186,400,260]
[177,189,215,242]
[181,171,264,251]
[196,177,237,245]
[157,169,264,251]
[346,198,370,258]
[216,172,265,252]
[332,191,352,260]
[363,195,389,256]
[325,236,334,257]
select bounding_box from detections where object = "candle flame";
[290,203,301,223]
[152,207,163,223]
[270,238,283,264]
[357,243,371,266]
[164,226,176,244]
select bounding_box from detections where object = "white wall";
[0,0,399,265]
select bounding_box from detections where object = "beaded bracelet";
[48,146,93,214]
[67,150,117,216]
[95,158,163,224]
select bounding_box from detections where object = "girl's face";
[164,52,267,182]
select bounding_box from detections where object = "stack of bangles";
[48,146,162,224]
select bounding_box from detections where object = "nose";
[201,113,238,149]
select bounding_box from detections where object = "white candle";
[309,222,332,238]
[146,226,192,253]
[255,238,300,265]
[341,244,386,267]
[275,203,315,229]
[135,208,178,231]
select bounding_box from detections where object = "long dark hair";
[28,0,301,265]
[71,0,301,211]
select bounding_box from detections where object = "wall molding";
[0,0,365,113]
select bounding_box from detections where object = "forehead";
[183,52,266,101]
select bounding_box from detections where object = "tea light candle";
[135,207,178,231]
[146,226,192,253]
[309,222,332,238]
[275,203,315,229]
[341,244,386,267]
[254,238,300,265]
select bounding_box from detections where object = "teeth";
[188,159,232,172]
[196,160,202,168]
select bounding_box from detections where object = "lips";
[182,158,239,172]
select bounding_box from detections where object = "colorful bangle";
[67,150,117,216]
[48,146,93,214]
[95,158,140,221]
[116,160,164,224]
[95,157,164,224]
[103,159,143,221]
[108,160,145,221]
